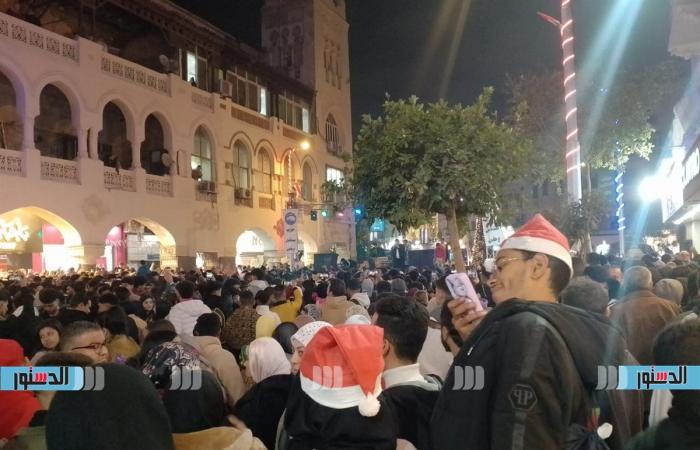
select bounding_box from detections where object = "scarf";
[248,337,291,383]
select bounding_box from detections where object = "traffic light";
[321,209,329,218]
[310,210,317,221]
[354,207,363,217]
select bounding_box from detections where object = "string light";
[471,217,486,270]
[560,0,582,201]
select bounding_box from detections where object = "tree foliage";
[507,58,688,178]
[351,88,531,270]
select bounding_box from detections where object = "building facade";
[0,0,355,272]
[659,0,700,249]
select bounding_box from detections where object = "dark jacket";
[57,308,90,327]
[431,299,636,450]
[233,374,293,450]
[282,376,397,450]
[380,376,440,450]
[625,392,700,450]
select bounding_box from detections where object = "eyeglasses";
[71,342,107,352]
[492,257,528,275]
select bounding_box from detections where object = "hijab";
[247,337,291,383]
[290,321,332,349]
[142,341,201,389]
[0,339,41,439]
[46,363,174,450]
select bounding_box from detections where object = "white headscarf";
[248,337,291,383]
[291,321,332,349]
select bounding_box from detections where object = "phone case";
[445,273,484,312]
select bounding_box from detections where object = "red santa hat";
[500,214,573,277]
[298,325,384,417]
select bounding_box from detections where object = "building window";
[325,114,341,153]
[226,68,269,116]
[326,166,343,183]
[234,140,251,189]
[192,127,214,181]
[278,93,310,133]
[302,162,313,200]
[258,149,273,194]
[187,51,208,90]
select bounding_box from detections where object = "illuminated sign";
[0,218,29,249]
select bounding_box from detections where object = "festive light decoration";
[615,155,626,255]
[471,216,486,270]
[560,0,582,201]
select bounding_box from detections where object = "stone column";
[77,127,89,159]
[130,125,144,170]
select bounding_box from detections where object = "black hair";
[114,286,131,303]
[374,295,429,362]
[194,313,221,337]
[98,292,119,306]
[375,280,391,294]
[39,288,63,305]
[239,290,255,306]
[176,280,196,299]
[328,279,346,297]
[61,321,104,351]
[97,306,128,336]
[256,288,273,306]
[37,319,63,341]
[519,250,571,296]
[272,322,299,355]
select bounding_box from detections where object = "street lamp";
[288,139,310,205]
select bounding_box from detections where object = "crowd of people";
[0,214,698,449]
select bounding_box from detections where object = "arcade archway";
[102,218,176,271]
[235,229,277,267]
[0,207,82,273]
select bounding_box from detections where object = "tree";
[506,58,688,178]
[351,88,531,272]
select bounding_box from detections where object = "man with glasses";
[61,321,108,364]
[432,214,639,450]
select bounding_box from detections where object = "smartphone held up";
[445,272,484,312]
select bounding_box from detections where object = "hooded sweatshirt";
[166,299,211,338]
[350,292,371,309]
[431,299,643,450]
[0,340,41,440]
[320,295,354,325]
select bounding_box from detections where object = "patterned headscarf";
[301,304,321,320]
[290,321,332,349]
[142,341,201,389]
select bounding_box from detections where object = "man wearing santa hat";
[431,214,641,450]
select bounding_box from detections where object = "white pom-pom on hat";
[358,392,381,417]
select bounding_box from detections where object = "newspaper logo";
[596,365,698,390]
[0,366,104,391]
[451,366,485,391]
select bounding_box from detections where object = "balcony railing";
[145,174,172,196]
[0,12,78,62]
[0,148,22,176]
[104,168,136,191]
[40,157,79,184]
[100,53,169,95]
[258,195,275,210]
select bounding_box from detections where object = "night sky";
[174,0,675,235]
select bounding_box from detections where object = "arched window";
[0,71,21,150]
[257,149,272,194]
[141,114,167,175]
[234,140,251,189]
[36,84,76,160]
[302,162,313,201]
[325,114,340,153]
[98,102,132,169]
[192,127,214,181]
